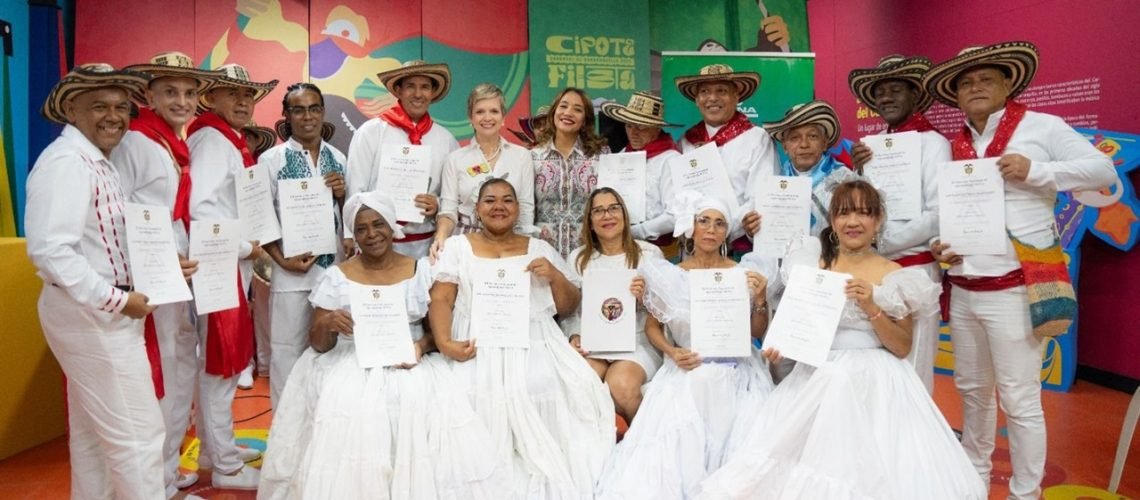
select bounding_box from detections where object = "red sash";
[131,108,192,231]
[626,133,679,159]
[683,112,754,148]
[888,112,936,134]
[893,251,936,267]
[381,104,433,145]
[143,315,164,399]
[187,112,255,378]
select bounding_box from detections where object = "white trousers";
[252,275,272,376]
[152,301,198,497]
[39,285,165,500]
[268,290,313,406]
[950,285,1046,500]
[905,262,941,394]
[194,317,245,475]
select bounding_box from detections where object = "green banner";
[527,0,651,111]
[660,52,815,137]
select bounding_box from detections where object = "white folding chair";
[1109,384,1140,492]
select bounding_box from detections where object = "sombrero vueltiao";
[674,64,761,102]
[510,106,549,146]
[600,91,680,128]
[243,124,278,160]
[763,100,841,149]
[274,119,336,143]
[124,51,222,106]
[197,63,279,114]
[922,41,1039,108]
[41,63,150,125]
[847,54,934,114]
[377,60,451,103]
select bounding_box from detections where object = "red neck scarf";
[952,101,1028,160]
[131,107,192,231]
[381,103,433,145]
[626,132,678,159]
[888,112,936,134]
[187,112,256,167]
[684,111,754,148]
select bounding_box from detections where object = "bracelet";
[752,301,768,313]
[867,308,884,321]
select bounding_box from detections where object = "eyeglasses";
[590,204,623,218]
[286,104,324,117]
[695,215,728,231]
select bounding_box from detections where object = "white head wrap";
[669,190,735,238]
[342,191,405,239]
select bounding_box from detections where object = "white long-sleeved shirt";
[187,126,254,291]
[628,148,679,241]
[440,137,534,232]
[878,130,951,259]
[948,109,1116,278]
[111,129,190,255]
[344,117,459,239]
[25,125,132,313]
[681,125,781,241]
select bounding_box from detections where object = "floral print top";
[532,141,609,260]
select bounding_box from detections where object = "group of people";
[25,37,1114,500]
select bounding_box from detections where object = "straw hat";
[377,60,451,103]
[763,100,841,148]
[124,51,221,105]
[600,91,679,128]
[198,63,279,113]
[243,125,278,160]
[674,64,760,101]
[41,63,150,125]
[922,41,1039,108]
[509,106,549,146]
[847,54,934,114]
[274,119,336,143]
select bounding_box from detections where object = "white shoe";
[173,471,198,489]
[237,366,254,390]
[237,446,262,462]
[211,464,260,490]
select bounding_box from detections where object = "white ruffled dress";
[433,235,616,499]
[595,257,776,500]
[561,241,665,379]
[258,260,507,500]
[696,265,987,500]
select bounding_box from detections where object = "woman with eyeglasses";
[562,188,665,424]
[257,82,348,404]
[596,190,776,499]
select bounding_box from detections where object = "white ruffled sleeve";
[639,257,689,325]
[774,235,823,297]
[874,267,941,320]
[432,235,466,284]
[405,257,434,321]
[308,266,347,311]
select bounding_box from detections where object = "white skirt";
[596,351,774,500]
[697,348,987,500]
[259,341,508,500]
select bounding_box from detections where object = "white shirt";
[111,129,190,255]
[344,117,460,237]
[627,148,679,240]
[949,109,1115,277]
[440,137,535,232]
[187,125,255,291]
[681,125,780,240]
[25,125,132,313]
[878,129,950,259]
[260,137,347,292]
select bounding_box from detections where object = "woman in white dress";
[429,178,615,498]
[431,83,535,260]
[697,180,986,499]
[563,187,665,423]
[596,191,776,500]
[259,191,506,499]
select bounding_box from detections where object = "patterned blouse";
[532,141,609,260]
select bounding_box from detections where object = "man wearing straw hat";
[924,41,1115,499]
[186,62,278,490]
[26,63,164,499]
[111,51,218,496]
[599,91,682,255]
[345,60,459,259]
[675,64,780,253]
[846,54,950,394]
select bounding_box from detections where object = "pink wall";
[807,0,1140,380]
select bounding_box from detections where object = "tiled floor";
[0,374,1136,499]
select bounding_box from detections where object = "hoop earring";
[685,237,695,255]
[720,240,729,257]
[828,230,839,245]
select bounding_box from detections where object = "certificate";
[581,268,637,353]
[938,158,1006,255]
[188,219,240,315]
[377,144,431,223]
[764,266,851,367]
[752,176,811,257]
[668,143,736,208]
[278,178,338,258]
[861,131,923,221]
[689,268,751,358]
[123,203,192,305]
[235,163,281,244]
[597,151,647,224]
[469,256,531,348]
[349,281,415,368]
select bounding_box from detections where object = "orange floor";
[1,373,1137,499]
